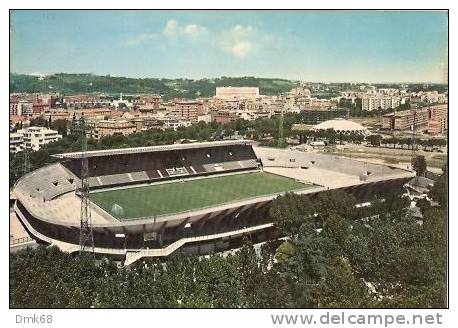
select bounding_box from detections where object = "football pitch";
[90,172,310,220]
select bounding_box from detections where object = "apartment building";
[10,100,33,116]
[92,119,136,140]
[382,108,429,131]
[172,101,203,124]
[362,95,400,111]
[14,126,62,151]
[9,133,24,153]
[427,105,448,135]
[211,110,238,124]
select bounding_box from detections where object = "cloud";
[183,24,206,38]
[163,19,179,37]
[120,19,206,47]
[163,20,206,38]
[120,32,159,47]
[231,25,254,37]
[220,25,256,57]
[228,41,253,57]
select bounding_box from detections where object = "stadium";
[12,140,415,265]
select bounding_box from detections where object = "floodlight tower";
[75,115,95,255]
[412,109,417,155]
[278,103,286,148]
[22,146,30,176]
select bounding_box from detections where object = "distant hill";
[9,73,295,99]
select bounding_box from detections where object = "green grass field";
[90,172,309,220]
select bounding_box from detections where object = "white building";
[10,100,33,116]
[162,119,192,131]
[9,133,24,153]
[112,93,133,109]
[361,95,400,111]
[15,127,62,151]
[215,87,260,99]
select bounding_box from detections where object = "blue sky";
[10,10,448,82]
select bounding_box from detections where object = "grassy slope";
[90,172,308,220]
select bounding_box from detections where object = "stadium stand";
[60,143,258,188]
[254,147,399,180]
[15,163,78,201]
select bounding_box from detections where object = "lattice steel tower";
[277,105,286,148]
[22,146,30,176]
[75,115,95,254]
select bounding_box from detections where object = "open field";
[90,172,309,220]
[350,117,382,129]
[321,144,447,169]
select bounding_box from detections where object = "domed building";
[312,118,369,136]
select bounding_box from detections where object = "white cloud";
[231,25,253,37]
[120,19,206,47]
[220,25,257,57]
[163,20,206,38]
[163,19,179,37]
[120,32,159,47]
[183,24,206,38]
[229,41,253,57]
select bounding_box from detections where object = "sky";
[10,10,448,83]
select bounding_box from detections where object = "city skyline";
[10,10,448,83]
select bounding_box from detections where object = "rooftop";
[52,139,254,159]
[312,119,368,132]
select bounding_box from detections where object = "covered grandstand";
[12,140,415,264]
[57,140,259,189]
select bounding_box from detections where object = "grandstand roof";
[52,140,254,159]
[312,119,368,133]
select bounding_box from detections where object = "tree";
[51,119,68,137]
[314,257,371,308]
[366,134,382,147]
[275,240,296,263]
[430,166,447,209]
[321,213,351,249]
[411,155,427,177]
[269,192,315,235]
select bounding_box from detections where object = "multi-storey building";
[61,94,106,108]
[362,95,400,111]
[382,108,429,131]
[10,100,33,116]
[9,133,24,153]
[427,105,448,135]
[382,105,448,134]
[92,120,136,140]
[215,87,260,99]
[15,127,62,151]
[32,95,51,114]
[210,110,238,124]
[361,95,400,111]
[43,108,113,123]
[300,109,350,125]
[172,101,203,124]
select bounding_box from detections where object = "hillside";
[9,73,295,99]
